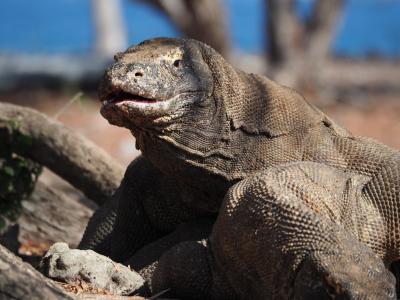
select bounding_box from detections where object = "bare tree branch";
[18,181,93,248]
[92,0,128,58]
[266,0,302,66]
[136,0,231,57]
[306,0,344,63]
[265,0,344,91]
[0,243,74,299]
[0,103,124,205]
[0,242,149,299]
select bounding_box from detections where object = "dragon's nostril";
[135,72,143,77]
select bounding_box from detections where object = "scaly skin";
[42,38,398,299]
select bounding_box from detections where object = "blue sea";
[0,0,399,58]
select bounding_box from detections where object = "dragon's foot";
[39,242,144,296]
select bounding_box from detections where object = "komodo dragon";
[40,38,399,299]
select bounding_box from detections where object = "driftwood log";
[0,180,94,268]
[0,241,146,299]
[0,102,124,206]
[0,238,74,299]
[0,103,139,299]
[18,181,93,248]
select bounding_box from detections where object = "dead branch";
[0,180,93,266]
[306,0,344,63]
[136,0,231,57]
[18,181,93,248]
[0,242,149,299]
[0,243,74,299]
[0,102,124,205]
[266,0,301,66]
[265,0,345,92]
[92,0,128,58]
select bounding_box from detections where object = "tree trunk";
[0,180,93,267]
[0,103,124,205]
[304,0,345,101]
[0,243,74,299]
[137,0,231,57]
[265,0,344,92]
[92,0,128,58]
[266,0,301,66]
[306,0,344,64]
[0,241,149,299]
[265,0,304,86]
[18,181,93,249]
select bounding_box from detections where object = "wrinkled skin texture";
[42,38,399,299]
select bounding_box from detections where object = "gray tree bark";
[92,0,128,58]
[306,0,344,64]
[0,241,149,299]
[0,102,124,206]
[0,181,93,264]
[18,181,93,248]
[265,0,344,89]
[0,243,74,300]
[267,0,301,67]
[136,0,231,57]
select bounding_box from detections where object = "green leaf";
[7,119,19,130]
[3,166,15,176]
[0,113,41,227]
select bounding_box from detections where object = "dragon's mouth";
[103,91,158,105]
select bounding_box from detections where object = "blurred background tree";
[1,0,398,102]
[134,0,231,57]
[92,0,128,58]
[266,0,344,89]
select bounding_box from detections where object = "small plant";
[0,120,42,232]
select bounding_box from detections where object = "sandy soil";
[326,96,400,149]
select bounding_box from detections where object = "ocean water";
[0,0,399,58]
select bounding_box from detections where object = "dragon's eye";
[173,59,181,67]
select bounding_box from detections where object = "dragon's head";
[99,38,215,132]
